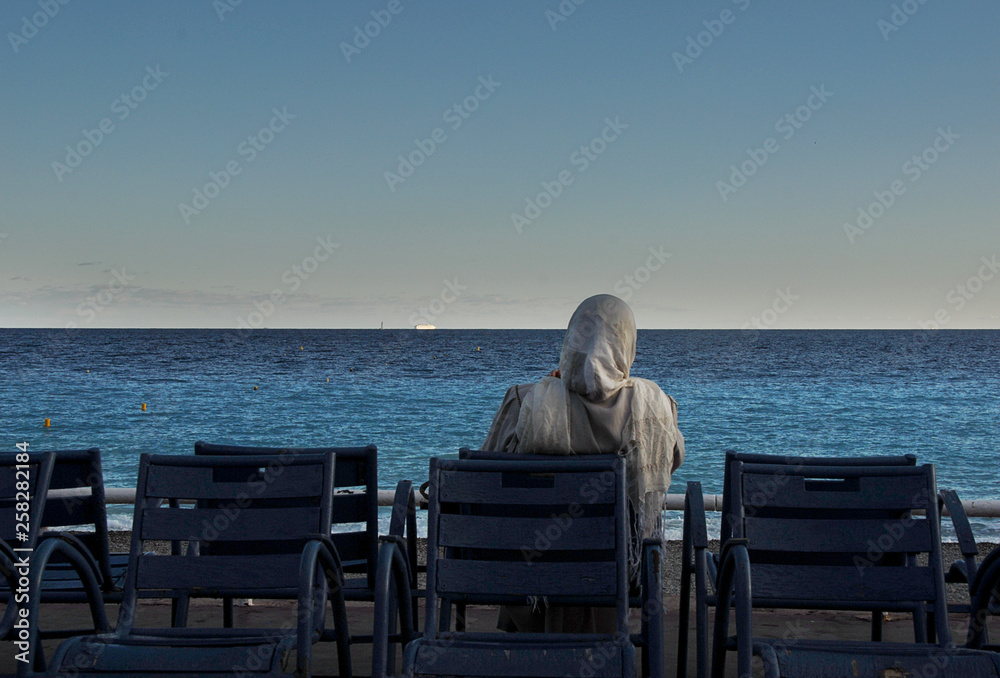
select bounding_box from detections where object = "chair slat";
[749,563,937,605]
[62,636,279,672]
[437,513,615,550]
[144,463,323,499]
[436,560,619,598]
[331,530,370,566]
[413,640,627,677]
[140,507,321,541]
[135,554,303,591]
[746,516,933,553]
[742,472,930,511]
[437,469,616,505]
[332,492,368,524]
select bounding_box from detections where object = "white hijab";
[514,295,685,539]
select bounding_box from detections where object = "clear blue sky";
[2,1,997,329]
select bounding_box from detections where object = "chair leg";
[695,552,710,678]
[678,565,692,678]
[871,611,882,641]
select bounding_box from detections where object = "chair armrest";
[677,481,712,678]
[372,536,418,678]
[966,545,1000,649]
[388,479,419,588]
[23,536,111,670]
[685,481,710,551]
[39,530,107,589]
[297,536,351,678]
[713,539,754,678]
[940,489,979,585]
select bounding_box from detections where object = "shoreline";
[108,532,997,601]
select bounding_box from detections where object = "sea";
[2,328,998,541]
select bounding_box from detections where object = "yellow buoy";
[300,346,304,350]
[44,418,51,427]
[141,403,147,411]
[86,369,90,373]
[253,386,258,390]
[326,378,329,382]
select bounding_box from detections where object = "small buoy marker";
[86,369,90,373]
[44,418,51,427]
[141,403,147,411]
[476,346,481,351]
[253,386,258,390]
[326,378,329,382]
[300,346,304,350]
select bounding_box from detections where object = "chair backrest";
[719,451,917,543]
[424,455,630,637]
[35,449,115,586]
[194,441,378,588]
[0,451,54,551]
[120,452,335,623]
[729,460,951,643]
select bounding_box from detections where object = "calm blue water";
[2,329,998,540]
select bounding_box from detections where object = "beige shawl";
[482,294,685,542]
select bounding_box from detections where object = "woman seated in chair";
[482,294,685,633]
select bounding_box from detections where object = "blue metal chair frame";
[2,451,110,676]
[457,447,664,678]
[677,450,917,678]
[191,441,419,636]
[711,461,1000,678]
[40,452,352,678]
[380,456,636,678]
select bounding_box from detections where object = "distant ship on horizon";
[414,324,436,330]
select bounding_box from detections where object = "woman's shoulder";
[500,382,536,407]
[629,378,679,414]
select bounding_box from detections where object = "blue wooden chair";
[457,448,664,678]
[191,442,418,635]
[377,456,637,678]
[677,450,917,678]
[711,461,1000,678]
[37,449,129,604]
[40,452,352,678]
[2,451,111,675]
